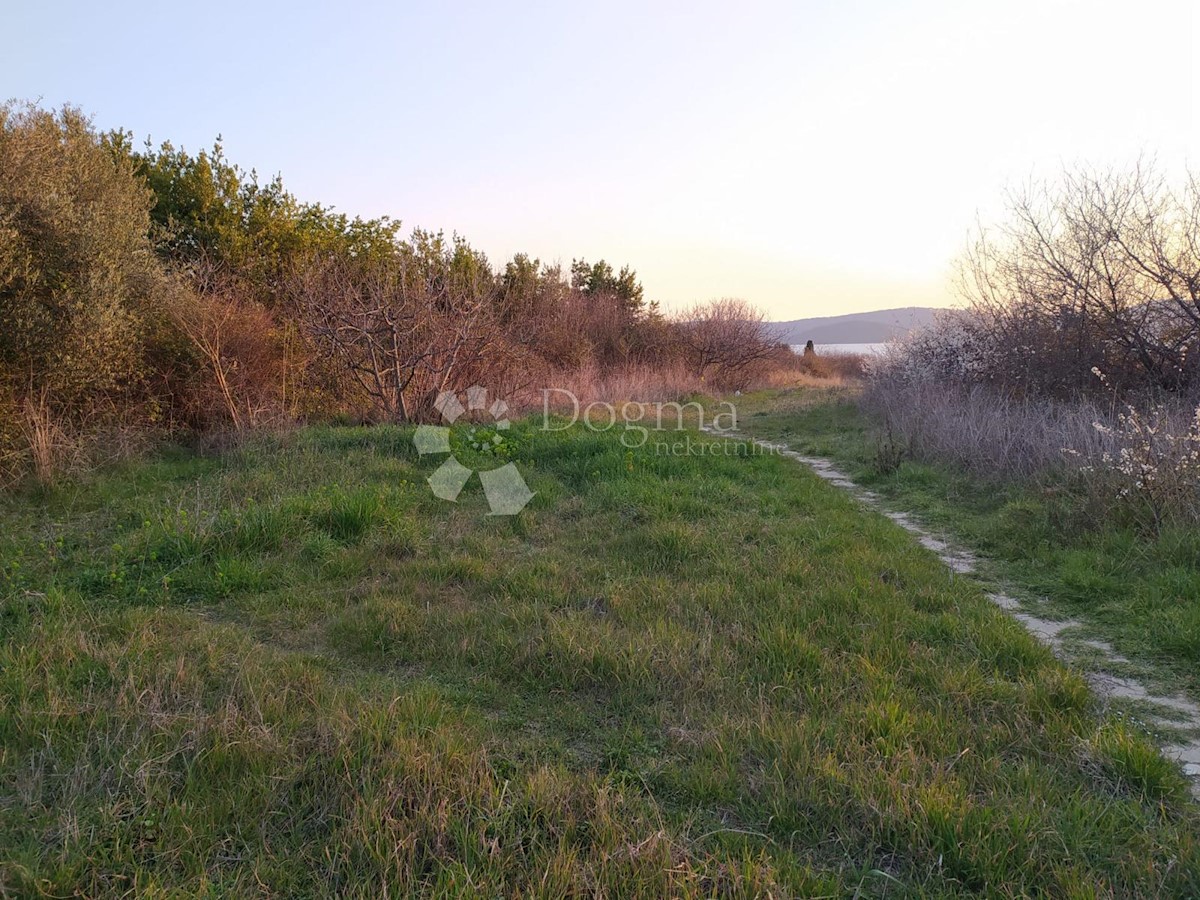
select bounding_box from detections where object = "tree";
[118,135,402,305]
[288,234,499,422]
[958,163,1200,396]
[0,102,169,416]
[674,298,776,389]
[570,258,646,316]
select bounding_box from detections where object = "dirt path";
[708,427,1200,795]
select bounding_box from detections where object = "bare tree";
[286,253,498,422]
[959,162,1200,395]
[674,298,776,389]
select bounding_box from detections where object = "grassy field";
[2,416,1199,896]
[736,388,1200,705]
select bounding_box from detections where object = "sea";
[789,342,887,355]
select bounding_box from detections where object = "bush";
[866,162,1200,524]
[672,298,778,390]
[0,103,186,481]
[0,104,172,410]
[898,164,1200,400]
[1082,392,1200,527]
[863,370,1200,527]
[861,378,1113,479]
[1,98,815,481]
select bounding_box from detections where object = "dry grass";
[794,351,868,381]
[524,363,706,408]
[862,379,1120,480]
[512,360,855,413]
[861,377,1200,528]
[19,391,62,485]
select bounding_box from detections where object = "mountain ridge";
[767,306,943,346]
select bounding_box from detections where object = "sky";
[5,0,1199,319]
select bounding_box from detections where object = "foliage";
[570,257,645,314]
[120,134,402,299]
[0,103,170,413]
[0,98,791,481]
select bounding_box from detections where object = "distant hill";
[767,306,942,346]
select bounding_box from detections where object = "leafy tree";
[499,253,543,324]
[570,258,645,316]
[116,135,401,303]
[0,103,171,414]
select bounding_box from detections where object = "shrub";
[865,161,1200,523]
[861,378,1114,479]
[1081,390,1200,527]
[672,298,778,390]
[0,103,185,481]
[0,103,172,415]
[899,163,1200,400]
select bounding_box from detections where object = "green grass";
[1,419,1198,896]
[735,387,1200,703]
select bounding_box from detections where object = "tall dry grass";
[512,355,862,413]
[863,377,1200,525]
[0,390,162,489]
[861,380,1120,480]
[526,364,703,408]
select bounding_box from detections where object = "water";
[790,342,886,355]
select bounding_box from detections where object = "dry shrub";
[862,378,1117,480]
[286,251,502,423]
[553,290,638,369]
[908,163,1200,399]
[795,351,867,381]
[168,279,294,433]
[672,298,778,390]
[864,161,1200,524]
[864,372,1200,524]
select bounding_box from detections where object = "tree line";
[0,102,783,482]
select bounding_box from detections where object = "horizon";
[6,0,1198,319]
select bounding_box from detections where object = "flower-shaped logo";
[413,385,535,515]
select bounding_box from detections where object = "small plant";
[452,425,517,460]
[20,391,61,486]
[311,488,385,543]
[872,417,907,476]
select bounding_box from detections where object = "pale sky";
[6,0,1198,318]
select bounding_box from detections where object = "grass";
[1,416,1198,895]
[734,387,1200,703]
